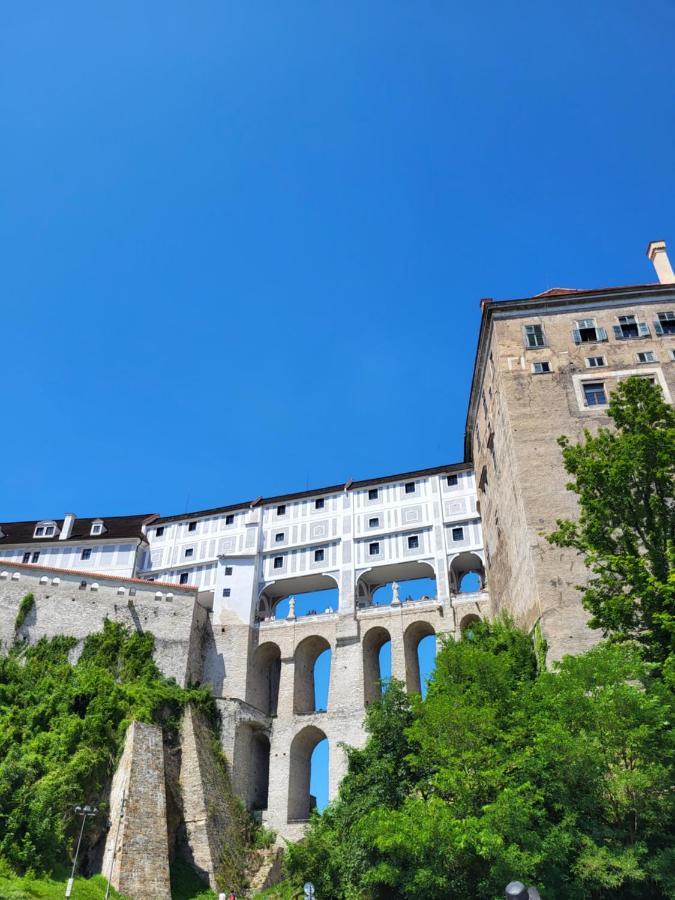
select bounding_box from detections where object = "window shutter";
[638,322,650,337]
[571,328,581,344]
[654,319,664,336]
[597,327,608,342]
[613,325,624,339]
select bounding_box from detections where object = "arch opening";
[257,573,339,622]
[248,731,270,815]
[404,621,436,695]
[294,635,332,714]
[356,560,436,609]
[247,642,281,715]
[362,626,392,705]
[450,552,485,594]
[287,725,328,822]
[459,612,481,638]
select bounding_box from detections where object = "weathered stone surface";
[102,721,171,900]
[0,566,203,686]
[179,704,237,890]
[470,295,675,661]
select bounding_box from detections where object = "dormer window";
[34,521,58,538]
[90,520,105,536]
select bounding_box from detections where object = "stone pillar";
[102,721,171,900]
[179,705,234,890]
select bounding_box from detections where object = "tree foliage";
[0,619,215,875]
[285,620,674,899]
[548,376,675,674]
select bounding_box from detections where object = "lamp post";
[65,805,98,897]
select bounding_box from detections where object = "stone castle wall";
[102,721,171,900]
[472,297,675,660]
[0,563,205,686]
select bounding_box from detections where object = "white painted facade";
[0,541,141,577]
[140,465,485,624]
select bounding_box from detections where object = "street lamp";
[65,805,98,898]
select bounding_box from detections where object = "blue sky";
[2,2,674,812]
[2,1,674,521]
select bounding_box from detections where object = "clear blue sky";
[2,1,674,520]
[2,1,674,814]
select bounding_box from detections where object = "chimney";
[646,240,675,284]
[60,512,76,540]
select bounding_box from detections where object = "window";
[314,549,325,562]
[179,572,189,585]
[276,505,286,516]
[407,535,419,550]
[225,514,234,525]
[452,527,465,541]
[34,526,44,537]
[22,552,30,563]
[671,350,675,361]
[613,315,649,340]
[532,361,551,374]
[81,549,91,561]
[32,552,40,563]
[315,498,324,510]
[586,356,606,368]
[222,588,231,598]
[447,473,458,486]
[188,522,197,532]
[45,526,55,536]
[273,556,283,569]
[572,319,607,344]
[275,532,284,543]
[655,311,675,335]
[185,548,194,558]
[404,482,416,494]
[637,351,657,363]
[225,566,233,576]
[369,542,380,556]
[478,466,488,492]
[524,324,545,348]
[368,517,379,528]
[368,488,378,500]
[582,381,607,406]
[156,526,164,536]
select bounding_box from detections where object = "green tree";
[0,620,215,875]
[548,376,675,673]
[284,620,675,899]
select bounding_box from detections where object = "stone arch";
[459,612,481,634]
[403,620,436,695]
[247,641,281,716]
[362,625,392,705]
[287,725,327,822]
[450,551,486,593]
[294,635,332,714]
[355,560,437,608]
[248,730,271,813]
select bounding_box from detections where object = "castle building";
[0,512,157,578]
[465,240,675,660]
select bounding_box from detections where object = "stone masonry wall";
[473,298,675,660]
[102,721,171,900]
[179,704,239,890]
[0,563,203,686]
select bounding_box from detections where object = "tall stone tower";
[465,241,675,661]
